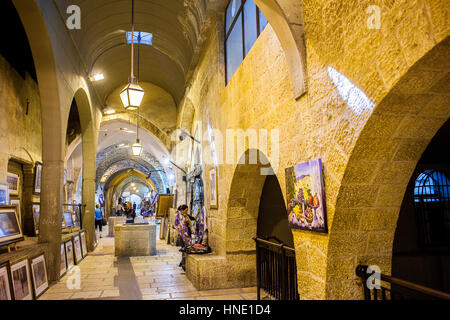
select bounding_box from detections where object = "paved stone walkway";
[40,236,259,300]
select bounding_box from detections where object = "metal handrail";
[356,265,450,300]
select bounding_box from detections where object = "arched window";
[414,170,450,247]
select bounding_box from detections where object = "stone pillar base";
[186,252,257,290]
[114,224,157,256]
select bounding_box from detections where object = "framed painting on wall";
[10,199,22,228]
[34,162,42,195]
[73,234,83,264]
[60,243,67,277]
[209,167,218,209]
[0,183,9,205]
[285,159,328,234]
[0,206,24,246]
[64,240,74,271]
[64,212,74,228]
[32,203,40,236]
[80,231,88,258]
[9,258,33,300]
[0,262,13,300]
[30,253,49,298]
[7,172,20,197]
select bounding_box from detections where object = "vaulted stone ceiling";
[56,0,207,105]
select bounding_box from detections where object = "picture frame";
[209,167,218,209]
[285,159,329,234]
[9,258,33,300]
[0,183,9,206]
[10,199,22,229]
[32,203,40,236]
[80,230,88,258]
[0,261,13,300]
[63,212,74,228]
[0,206,24,246]
[34,162,42,195]
[29,253,49,298]
[60,243,67,277]
[64,240,74,271]
[73,233,83,264]
[7,172,20,197]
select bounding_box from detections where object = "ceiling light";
[89,74,104,81]
[131,139,143,156]
[103,108,116,115]
[120,0,145,111]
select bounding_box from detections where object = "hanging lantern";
[131,138,143,156]
[120,78,145,111]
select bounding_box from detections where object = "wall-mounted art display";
[30,253,48,298]
[10,199,22,229]
[60,243,67,277]
[34,162,42,195]
[64,212,74,228]
[7,172,20,197]
[209,167,218,209]
[73,234,83,264]
[0,206,24,246]
[65,240,74,270]
[32,203,40,236]
[0,183,9,205]
[285,159,328,233]
[10,258,32,300]
[0,262,13,300]
[80,231,87,258]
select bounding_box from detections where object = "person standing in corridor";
[95,204,104,238]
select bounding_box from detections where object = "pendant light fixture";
[120,0,145,111]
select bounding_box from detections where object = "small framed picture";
[0,183,9,206]
[60,243,67,277]
[73,234,83,264]
[64,212,74,228]
[80,231,88,258]
[10,258,33,300]
[34,162,42,195]
[0,261,13,300]
[7,172,20,197]
[32,203,40,236]
[0,206,24,246]
[30,253,49,298]
[209,167,218,209]
[65,240,74,271]
[10,199,22,229]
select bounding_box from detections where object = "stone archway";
[73,88,97,251]
[254,0,307,99]
[326,37,450,299]
[12,0,65,281]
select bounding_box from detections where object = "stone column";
[39,160,63,282]
[82,177,96,251]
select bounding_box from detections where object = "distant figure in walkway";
[125,202,136,221]
[116,198,124,216]
[95,204,104,238]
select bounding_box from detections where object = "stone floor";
[39,235,259,300]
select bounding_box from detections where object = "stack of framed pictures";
[61,231,88,278]
[0,253,49,300]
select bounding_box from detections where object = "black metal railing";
[254,236,299,300]
[356,265,450,300]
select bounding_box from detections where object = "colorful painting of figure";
[285,159,328,233]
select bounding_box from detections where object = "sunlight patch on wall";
[327,67,375,114]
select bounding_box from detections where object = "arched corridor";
[0,0,449,305]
